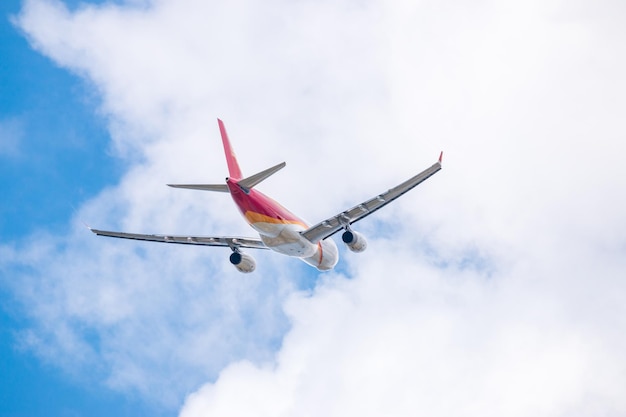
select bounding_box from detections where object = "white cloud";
[5,0,626,414]
[180,236,626,416]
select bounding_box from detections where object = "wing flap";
[301,155,442,243]
[90,228,268,250]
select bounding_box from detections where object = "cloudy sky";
[2,0,626,416]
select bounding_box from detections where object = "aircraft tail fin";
[167,120,285,193]
[218,118,243,180]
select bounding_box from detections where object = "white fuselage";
[251,222,339,271]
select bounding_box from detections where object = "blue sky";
[2,1,626,417]
[1,2,111,239]
[1,1,149,415]
[0,7,319,416]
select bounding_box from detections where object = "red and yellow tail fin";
[218,118,243,180]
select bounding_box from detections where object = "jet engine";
[342,230,367,253]
[229,251,256,273]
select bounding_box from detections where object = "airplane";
[90,119,443,273]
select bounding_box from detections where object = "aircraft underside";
[254,222,339,271]
[90,119,442,273]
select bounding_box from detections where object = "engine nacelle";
[342,230,367,253]
[229,251,256,273]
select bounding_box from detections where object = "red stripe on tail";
[218,119,243,180]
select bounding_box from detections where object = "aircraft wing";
[301,153,442,244]
[90,228,268,250]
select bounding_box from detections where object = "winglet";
[438,151,443,164]
[218,118,243,180]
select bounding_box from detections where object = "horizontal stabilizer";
[237,162,286,192]
[167,184,230,192]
